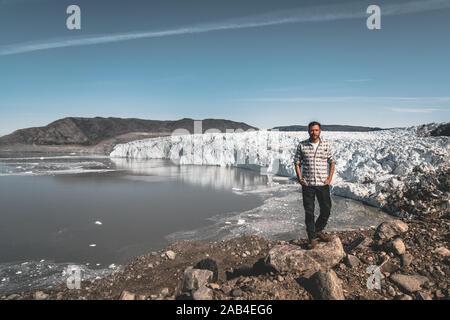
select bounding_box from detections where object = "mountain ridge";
[0,117,259,146]
[270,124,385,132]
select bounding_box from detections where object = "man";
[293,121,335,249]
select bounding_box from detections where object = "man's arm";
[295,164,308,185]
[324,162,335,185]
[294,144,308,185]
[324,143,335,185]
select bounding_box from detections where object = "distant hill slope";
[430,123,450,137]
[270,124,384,132]
[0,117,258,146]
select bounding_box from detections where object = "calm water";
[0,154,391,295]
[0,156,268,263]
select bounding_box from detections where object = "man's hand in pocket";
[299,178,308,185]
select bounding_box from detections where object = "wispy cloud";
[389,107,448,113]
[1,0,450,56]
[345,79,372,82]
[264,86,306,92]
[239,96,450,103]
[1,0,46,5]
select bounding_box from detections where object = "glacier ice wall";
[110,126,449,207]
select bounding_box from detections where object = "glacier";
[110,125,449,208]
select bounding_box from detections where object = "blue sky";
[0,0,449,135]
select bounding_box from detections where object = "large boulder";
[389,273,429,293]
[119,291,136,300]
[381,259,400,274]
[265,236,345,276]
[344,254,361,268]
[389,238,406,255]
[182,267,214,292]
[194,258,219,282]
[164,250,176,260]
[401,253,414,267]
[375,220,408,240]
[310,269,345,300]
[433,247,450,257]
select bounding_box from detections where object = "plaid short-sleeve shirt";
[293,138,334,186]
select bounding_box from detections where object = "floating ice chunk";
[1,278,7,282]
[16,271,22,275]
[89,244,97,247]
[94,221,103,225]
[108,264,116,269]
[40,259,45,262]
[237,219,246,225]
[96,263,100,266]
[225,221,231,224]
[232,188,242,191]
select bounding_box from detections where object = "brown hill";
[0,117,258,146]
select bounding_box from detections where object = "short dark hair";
[308,121,321,130]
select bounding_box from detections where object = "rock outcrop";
[389,274,429,294]
[375,220,408,240]
[265,236,345,276]
[181,267,214,292]
[309,269,345,300]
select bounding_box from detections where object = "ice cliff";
[110,125,449,208]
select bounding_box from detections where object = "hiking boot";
[316,231,331,242]
[307,237,319,249]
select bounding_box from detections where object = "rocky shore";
[2,169,449,300]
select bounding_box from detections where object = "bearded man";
[294,121,335,249]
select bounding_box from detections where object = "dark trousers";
[302,185,332,241]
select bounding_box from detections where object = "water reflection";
[111,158,269,191]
